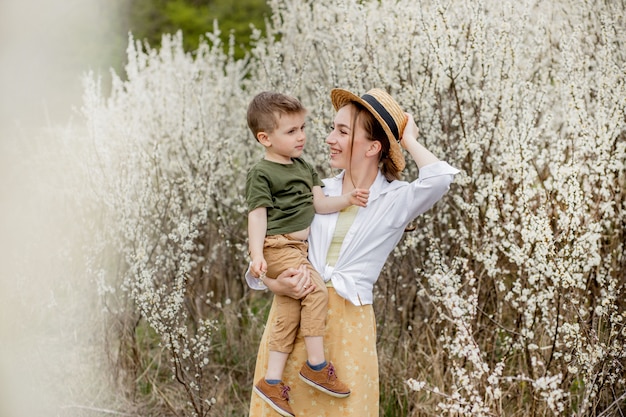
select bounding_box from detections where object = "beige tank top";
[325,206,359,287]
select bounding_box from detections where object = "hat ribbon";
[361,93,400,142]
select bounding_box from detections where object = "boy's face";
[258,111,306,164]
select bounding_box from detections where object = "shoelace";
[280,384,291,400]
[327,363,337,382]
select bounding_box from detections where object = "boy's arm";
[248,207,268,277]
[312,185,370,214]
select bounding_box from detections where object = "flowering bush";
[81,0,625,415]
[81,30,257,415]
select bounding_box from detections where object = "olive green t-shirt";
[245,158,324,236]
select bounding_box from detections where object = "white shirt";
[245,161,460,306]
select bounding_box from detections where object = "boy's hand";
[348,188,370,207]
[250,257,267,278]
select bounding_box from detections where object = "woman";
[246,88,459,416]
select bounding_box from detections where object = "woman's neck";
[342,164,378,192]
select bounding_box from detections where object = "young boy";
[245,92,369,416]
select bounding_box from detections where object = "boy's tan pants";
[263,233,328,353]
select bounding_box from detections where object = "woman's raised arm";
[400,113,441,169]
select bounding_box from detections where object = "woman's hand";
[400,112,440,168]
[400,113,420,150]
[263,264,315,299]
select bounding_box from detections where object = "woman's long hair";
[347,102,401,183]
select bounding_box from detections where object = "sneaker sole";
[253,386,295,417]
[298,373,351,398]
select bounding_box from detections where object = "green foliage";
[123,0,270,58]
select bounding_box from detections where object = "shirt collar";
[325,170,405,201]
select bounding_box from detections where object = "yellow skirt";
[249,288,379,416]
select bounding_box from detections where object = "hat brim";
[331,89,364,112]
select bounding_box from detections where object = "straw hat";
[330,88,407,172]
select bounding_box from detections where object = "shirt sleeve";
[401,161,460,223]
[416,160,460,182]
[303,159,324,188]
[245,167,274,212]
[311,167,324,188]
[244,263,268,290]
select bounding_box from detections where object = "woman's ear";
[366,140,382,157]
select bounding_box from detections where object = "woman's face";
[326,104,372,170]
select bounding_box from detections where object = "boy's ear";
[257,131,271,147]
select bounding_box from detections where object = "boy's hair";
[246,91,306,137]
